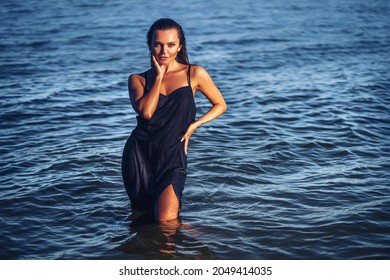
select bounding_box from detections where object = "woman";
[122,18,226,223]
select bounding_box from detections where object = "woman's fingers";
[152,55,158,66]
[180,134,188,154]
[152,55,166,76]
[152,55,161,71]
[181,130,190,155]
[180,128,192,143]
[181,122,200,155]
[184,138,189,155]
[152,56,160,70]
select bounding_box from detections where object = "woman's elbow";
[136,103,154,120]
[141,111,153,121]
[221,101,227,114]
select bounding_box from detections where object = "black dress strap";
[187,64,192,89]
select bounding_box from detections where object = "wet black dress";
[122,65,196,212]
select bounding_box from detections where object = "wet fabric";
[122,65,196,212]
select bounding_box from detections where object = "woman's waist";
[133,121,182,140]
[135,115,193,131]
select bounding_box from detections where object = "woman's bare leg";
[155,184,179,222]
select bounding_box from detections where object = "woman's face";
[151,28,182,65]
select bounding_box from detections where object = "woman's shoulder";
[190,64,208,78]
[128,73,142,87]
[190,64,204,72]
[128,69,152,87]
[128,69,150,80]
[189,64,212,85]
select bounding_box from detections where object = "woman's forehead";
[152,29,179,42]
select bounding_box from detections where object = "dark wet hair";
[147,18,189,66]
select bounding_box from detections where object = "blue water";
[1,0,389,259]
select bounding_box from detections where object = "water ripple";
[1,0,389,260]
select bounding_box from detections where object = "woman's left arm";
[181,66,227,154]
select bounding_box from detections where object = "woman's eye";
[168,44,175,47]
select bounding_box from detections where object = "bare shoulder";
[191,65,208,78]
[190,65,214,89]
[128,73,145,89]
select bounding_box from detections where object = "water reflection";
[117,213,216,259]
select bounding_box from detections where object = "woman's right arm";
[128,56,165,120]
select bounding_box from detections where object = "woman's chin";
[158,60,170,65]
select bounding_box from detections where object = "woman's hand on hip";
[181,122,201,155]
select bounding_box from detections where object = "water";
[1,0,389,260]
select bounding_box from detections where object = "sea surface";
[1,0,389,260]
